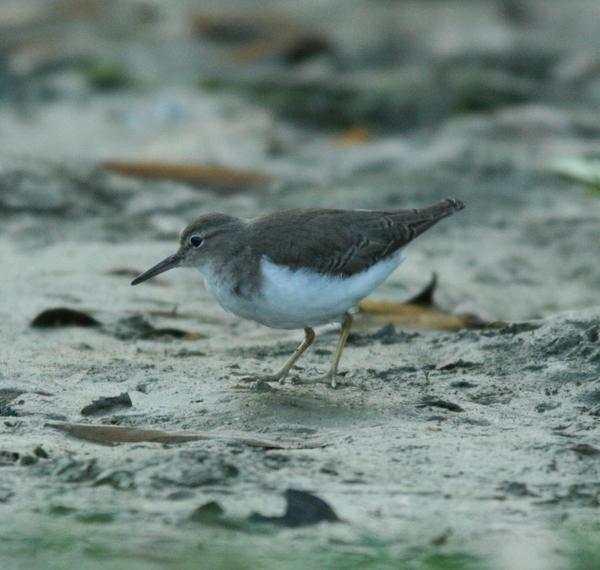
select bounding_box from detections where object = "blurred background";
[2,0,600,320]
[2,2,600,569]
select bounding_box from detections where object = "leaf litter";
[357,274,486,330]
[31,308,101,328]
[80,393,133,417]
[102,161,271,192]
[47,422,327,450]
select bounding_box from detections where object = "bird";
[131,198,465,388]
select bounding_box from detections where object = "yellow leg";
[241,328,315,384]
[274,327,316,384]
[328,312,353,388]
[295,312,354,388]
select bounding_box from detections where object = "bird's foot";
[291,371,340,389]
[238,373,281,383]
[233,379,275,393]
[236,371,296,391]
[236,369,345,389]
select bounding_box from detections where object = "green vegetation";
[0,516,487,570]
[81,61,132,91]
[3,515,600,570]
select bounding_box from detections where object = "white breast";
[203,253,403,330]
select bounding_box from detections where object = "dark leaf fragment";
[437,359,478,371]
[113,315,206,341]
[572,443,600,457]
[282,35,333,64]
[80,393,132,417]
[249,489,339,527]
[0,451,20,465]
[33,446,49,458]
[498,481,538,497]
[189,501,225,523]
[450,380,478,389]
[405,273,437,307]
[31,308,100,328]
[418,397,464,412]
[0,404,19,417]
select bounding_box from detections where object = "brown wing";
[249,198,464,277]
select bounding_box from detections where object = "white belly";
[203,253,403,329]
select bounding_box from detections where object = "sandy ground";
[1,1,600,569]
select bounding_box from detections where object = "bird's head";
[131,213,242,286]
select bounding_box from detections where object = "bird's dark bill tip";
[130,253,180,286]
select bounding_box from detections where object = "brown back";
[247,198,465,277]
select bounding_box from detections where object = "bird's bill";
[131,253,181,285]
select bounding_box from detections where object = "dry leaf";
[31,308,101,328]
[249,489,339,527]
[102,161,271,192]
[417,396,464,412]
[336,126,372,145]
[113,315,207,341]
[140,329,207,341]
[357,300,471,330]
[358,274,485,330]
[404,273,437,307]
[48,422,325,450]
[81,393,132,417]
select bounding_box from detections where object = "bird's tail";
[384,198,465,242]
[417,198,465,220]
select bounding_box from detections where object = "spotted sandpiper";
[131,198,464,387]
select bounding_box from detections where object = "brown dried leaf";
[336,126,372,145]
[101,161,271,192]
[357,301,471,330]
[48,423,325,450]
[139,328,207,341]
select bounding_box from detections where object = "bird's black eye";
[190,235,204,248]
